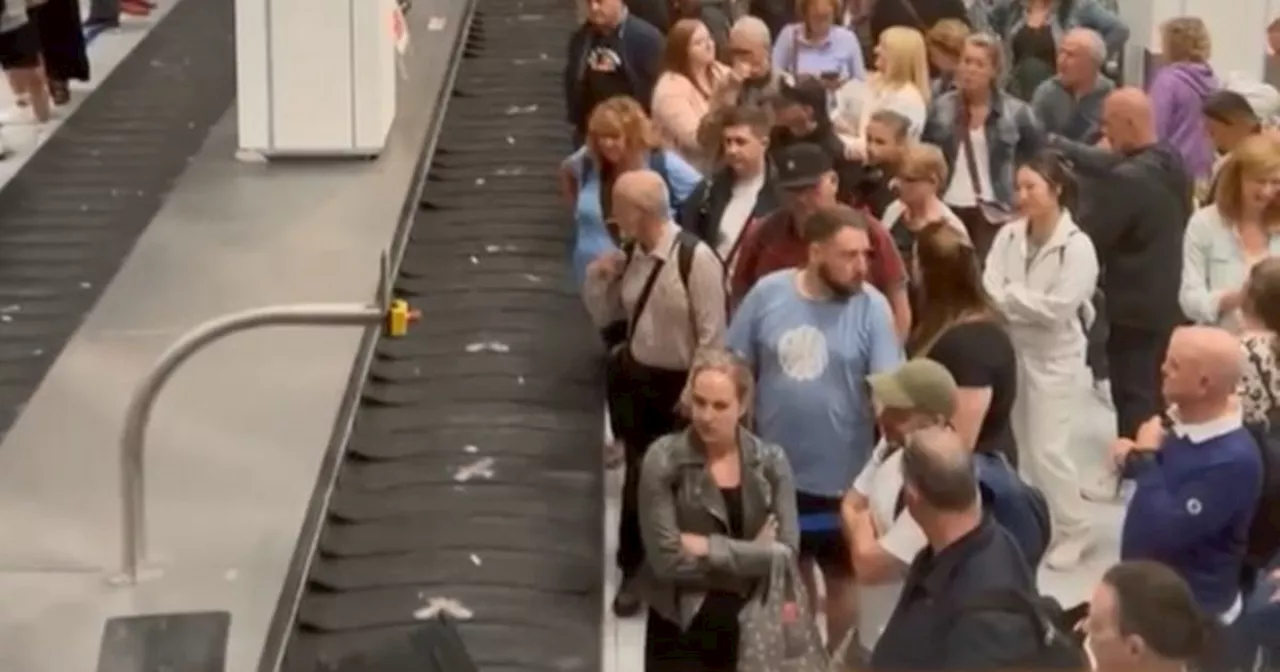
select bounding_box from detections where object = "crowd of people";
[559,0,1280,669]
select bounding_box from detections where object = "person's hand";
[755,515,778,542]
[1219,288,1245,313]
[1269,568,1280,602]
[1133,415,1166,452]
[1096,136,1111,150]
[1111,437,1137,467]
[680,533,710,557]
[586,249,625,281]
[730,59,753,82]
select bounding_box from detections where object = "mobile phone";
[820,70,840,81]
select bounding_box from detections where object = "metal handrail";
[110,256,419,585]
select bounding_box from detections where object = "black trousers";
[644,601,741,672]
[1107,323,1172,440]
[611,352,688,577]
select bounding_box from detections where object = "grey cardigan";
[636,428,800,629]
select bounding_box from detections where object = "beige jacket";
[636,428,799,629]
[651,64,730,170]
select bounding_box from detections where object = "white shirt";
[717,171,766,266]
[851,442,928,651]
[943,126,995,207]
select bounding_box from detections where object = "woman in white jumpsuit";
[983,152,1099,571]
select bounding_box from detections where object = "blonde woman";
[883,143,968,279]
[651,19,730,169]
[1180,134,1280,332]
[1149,17,1219,181]
[835,26,930,147]
[638,349,798,671]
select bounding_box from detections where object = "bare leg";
[4,69,25,107]
[17,68,50,122]
[821,566,857,653]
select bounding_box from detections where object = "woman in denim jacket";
[922,33,1043,256]
[637,349,799,671]
[986,0,1128,100]
[1179,135,1280,333]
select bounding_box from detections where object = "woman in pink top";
[651,19,729,170]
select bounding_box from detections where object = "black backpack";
[944,589,1087,670]
[1243,349,1280,572]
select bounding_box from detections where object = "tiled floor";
[0,1,174,186]
[601,382,1127,672]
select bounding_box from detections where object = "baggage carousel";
[260,0,606,669]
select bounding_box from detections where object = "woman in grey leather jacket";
[637,349,800,672]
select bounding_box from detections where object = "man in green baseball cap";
[866,358,957,442]
[841,358,961,659]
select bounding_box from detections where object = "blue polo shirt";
[1121,410,1263,617]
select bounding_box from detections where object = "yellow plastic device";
[386,299,420,337]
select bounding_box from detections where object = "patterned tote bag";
[737,545,829,672]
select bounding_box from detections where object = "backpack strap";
[674,229,732,338]
[649,151,680,213]
[676,230,698,290]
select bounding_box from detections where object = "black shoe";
[612,581,642,618]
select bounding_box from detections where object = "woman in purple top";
[1148,17,1219,180]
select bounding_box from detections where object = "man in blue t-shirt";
[1118,326,1263,638]
[727,203,902,648]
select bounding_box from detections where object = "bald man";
[1118,325,1263,622]
[697,16,790,156]
[871,425,1053,670]
[1030,28,1114,144]
[1049,88,1193,498]
[584,169,727,617]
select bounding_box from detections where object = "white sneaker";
[0,106,42,125]
[1081,471,1122,503]
[1045,530,1095,571]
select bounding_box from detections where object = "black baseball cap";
[774,143,833,190]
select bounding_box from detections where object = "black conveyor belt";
[0,0,235,438]
[275,0,605,669]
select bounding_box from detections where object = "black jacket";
[1057,137,1192,330]
[564,15,665,132]
[870,517,1045,671]
[678,166,782,251]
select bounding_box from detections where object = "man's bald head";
[612,170,670,242]
[901,426,976,513]
[1167,326,1246,398]
[1102,87,1156,150]
[614,169,668,216]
